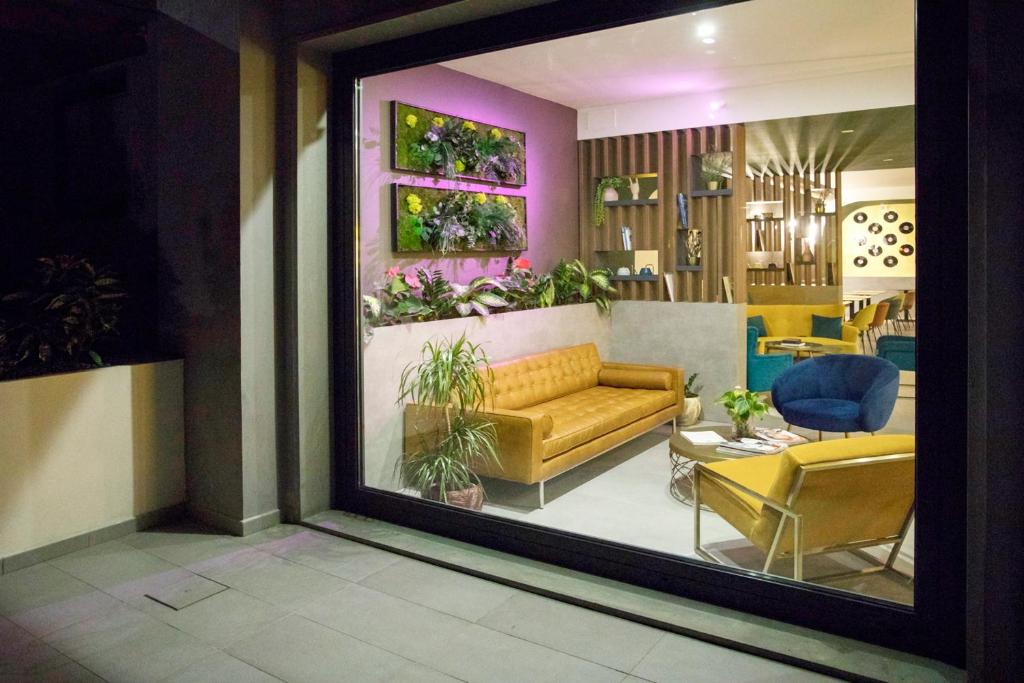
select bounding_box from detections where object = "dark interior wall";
[0,51,160,356]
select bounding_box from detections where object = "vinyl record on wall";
[884,234,898,245]
[854,256,868,267]
[899,222,915,234]
[853,212,868,223]
[868,245,883,257]
[857,236,868,246]
[884,210,899,222]
[868,223,883,234]
[884,255,899,267]
[900,244,915,256]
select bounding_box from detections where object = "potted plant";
[685,229,702,266]
[592,176,627,226]
[397,334,500,510]
[680,373,703,426]
[716,386,769,439]
[700,151,732,191]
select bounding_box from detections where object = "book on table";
[679,430,728,445]
[754,427,808,446]
[778,338,806,347]
[715,438,786,456]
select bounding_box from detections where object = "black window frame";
[329,0,967,665]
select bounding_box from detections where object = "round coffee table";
[668,426,741,506]
[763,341,846,358]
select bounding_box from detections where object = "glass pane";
[357,0,916,605]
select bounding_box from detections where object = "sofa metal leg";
[538,481,545,509]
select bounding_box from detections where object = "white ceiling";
[442,0,914,110]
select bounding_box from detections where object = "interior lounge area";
[3,0,1022,680]
[361,0,918,604]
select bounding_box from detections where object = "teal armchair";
[747,326,793,392]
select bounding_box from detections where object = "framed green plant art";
[391,102,526,186]
[392,184,527,255]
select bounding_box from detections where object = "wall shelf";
[676,264,703,272]
[611,274,659,282]
[604,198,658,207]
[690,188,733,198]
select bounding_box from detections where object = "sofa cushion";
[536,386,676,459]
[747,315,767,337]
[486,343,602,410]
[598,367,673,391]
[811,314,843,340]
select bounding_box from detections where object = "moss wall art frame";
[391,183,527,255]
[391,101,527,186]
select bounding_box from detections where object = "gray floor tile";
[0,563,122,637]
[161,650,283,683]
[359,557,515,622]
[123,525,252,569]
[6,658,108,682]
[44,603,215,683]
[296,582,471,664]
[148,588,288,649]
[0,616,74,677]
[631,632,837,683]
[144,573,226,610]
[48,540,183,593]
[226,614,448,683]
[192,550,350,610]
[434,622,625,683]
[477,591,664,672]
[251,527,402,582]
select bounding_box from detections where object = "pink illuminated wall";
[359,64,578,292]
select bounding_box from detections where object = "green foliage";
[592,176,627,227]
[684,372,703,398]
[395,103,525,184]
[716,387,769,436]
[396,214,426,252]
[397,186,525,255]
[551,259,617,314]
[700,151,732,185]
[397,335,500,502]
[0,256,126,379]
[450,276,509,318]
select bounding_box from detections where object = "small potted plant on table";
[398,334,500,510]
[680,373,703,426]
[716,386,769,439]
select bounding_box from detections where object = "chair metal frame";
[693,452,915,582]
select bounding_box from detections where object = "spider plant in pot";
[397,334,500,510]
[700,151,732,191]
[680,373,704,427]
[716,386,769,439]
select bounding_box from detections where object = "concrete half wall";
[360,301,745,490]
[0,361,186,563]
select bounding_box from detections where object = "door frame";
[328,0,967,665]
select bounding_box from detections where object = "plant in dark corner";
[0,256,126,379]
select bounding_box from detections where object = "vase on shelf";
[603,187,619,202]
[705,180,720,191]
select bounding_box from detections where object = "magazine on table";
[715,438,786,456]
[754,427,809,446]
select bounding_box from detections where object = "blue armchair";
[876,335,915,371]
[771,355,900,437]
[747,326,793,392]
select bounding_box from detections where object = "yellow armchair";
[693,435,914,581]
[747,304,860,354]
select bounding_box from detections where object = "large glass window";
[357,0,916,605]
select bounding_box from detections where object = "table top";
[763,340,847,354]
[669,426,745,464]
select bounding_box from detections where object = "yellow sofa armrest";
[476,407,549,484]
[600,361,685,409]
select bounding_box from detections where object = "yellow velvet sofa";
[406,343,683,507]
[694,434,914,581]
[747,304,860,354]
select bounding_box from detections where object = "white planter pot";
[680,396,702,426]
[602,187,619,202]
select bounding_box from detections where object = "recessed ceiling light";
[883,157,894,162]
[701,37,716,44]
[841,129,855,134]
[709,100,725,111]
[705,49,716,55]
[697,22,716,38]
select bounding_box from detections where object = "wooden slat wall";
[744,169,843,289]
[578,124,746,302]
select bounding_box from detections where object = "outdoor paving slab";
[147,587,288,649]
[249,527,402,582]
[0,562,122,637]
[631,631,837,683]
[359,556,516,622]
[161,650,283,683]
[227,614,454,683]
[477,590,665,672]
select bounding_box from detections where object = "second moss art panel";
[391,101,526,185]
[392,184,527,255]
